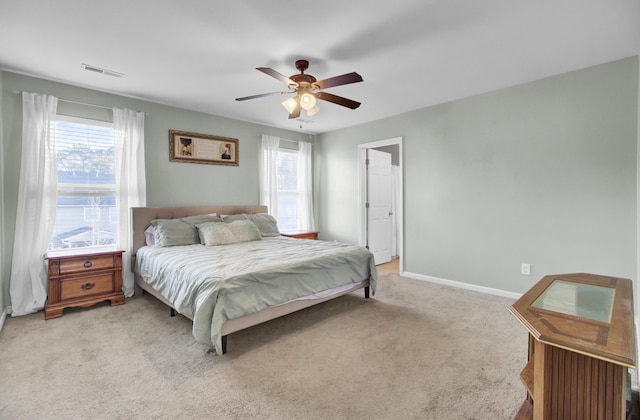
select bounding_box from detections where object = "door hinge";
[365,202,369,209]
[365,159,369,166]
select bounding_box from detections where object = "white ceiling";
[1,0,639,134]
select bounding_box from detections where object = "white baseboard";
[400,271,523,300]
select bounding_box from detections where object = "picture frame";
[169,130,239,166]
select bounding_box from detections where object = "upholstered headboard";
[131,205,268,258]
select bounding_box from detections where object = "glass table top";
[532,279,615,323]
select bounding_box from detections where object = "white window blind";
[276,148,299,231]
[49,116,116,250]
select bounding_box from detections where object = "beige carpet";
[0,273,526,419]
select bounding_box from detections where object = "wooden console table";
[510,273,636,420]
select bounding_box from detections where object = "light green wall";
[0,71,311,308]
[317,57,639,294]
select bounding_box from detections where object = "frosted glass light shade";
[306,105,320,116]
[281,97,298,113]
[299,93,316,110]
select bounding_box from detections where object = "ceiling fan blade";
[257,67,297,86]
[288,101,301,119]
[235,91,292,101]
[314,72,363,90]
[316,91,361,109]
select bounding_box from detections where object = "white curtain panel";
[259,134,280,218]
[113,108,147,297]
[297,141,316,231]
[10,92,58,316]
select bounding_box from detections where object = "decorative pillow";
[222,213,248,223]
[181,214,222,226]
[196,222,239,246]
[150,218,197,246]
[196,220,262,246]
[196,222,238,246]
[150,215,223,246]
[144,225,156,246]
[227,220,263,243]
[247,213,280,237]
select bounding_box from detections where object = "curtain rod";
[13,90,149,115]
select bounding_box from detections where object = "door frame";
[358,137,403,272]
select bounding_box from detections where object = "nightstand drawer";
[60,273,114,300]
[59,255,115,275]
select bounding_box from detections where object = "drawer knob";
[83,261,93,268]
[81,282,95,291]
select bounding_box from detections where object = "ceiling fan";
[235,59,363,119]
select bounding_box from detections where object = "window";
[49,116,116,250]
[261,137,313,232]
[276,148,299,231]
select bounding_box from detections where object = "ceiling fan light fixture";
[306,105,320,117]
[281,97,298,113]
[239,60,363,120]
[299,93,316,110]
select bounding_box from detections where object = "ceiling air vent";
[81,63,124,78]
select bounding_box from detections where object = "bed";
[131,205,377,354]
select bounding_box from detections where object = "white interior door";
[367,149,392,265]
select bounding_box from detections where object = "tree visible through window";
[49,116,116,250]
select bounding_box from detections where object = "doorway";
[358,137,403,274]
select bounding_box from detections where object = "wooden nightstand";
[44,248,125,319]
[281,231,319,240]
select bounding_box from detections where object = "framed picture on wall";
[169,129,239,166]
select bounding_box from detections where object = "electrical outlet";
[521,263,531,276]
